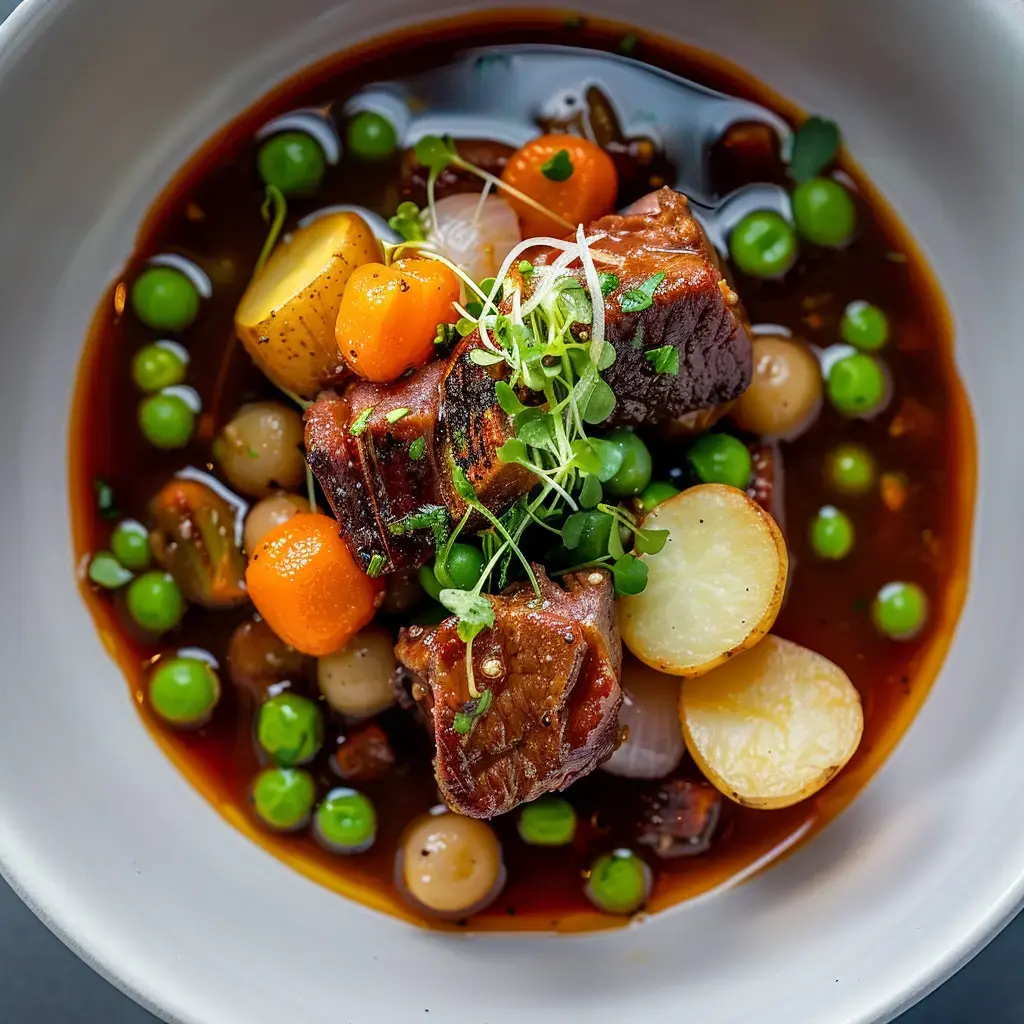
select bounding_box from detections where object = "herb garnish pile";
[381,136,674,704]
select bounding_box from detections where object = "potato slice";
[619,484,787,677]
[235,212,382,398]
[681,636,863,808]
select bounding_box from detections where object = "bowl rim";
[1,1,1023,1022]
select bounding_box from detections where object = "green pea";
[252,767,316,831]
[840,301,889,351]
[827,353,886,417]
[257,131,326,194]
[826,443,876,496]
[314,787,377,854]
[138,391,196,449]
[872,581,928,640]
[346,111,397,160]
[256,693,323,766]
[792,177,856,247]
[436,543,484,591]
[688,434,752,489]
[729,210,798,278]
[126,571,186,633]
[518,797,577,847]
[88,551,133,590]
[149,656,220,728]
[131,342,188,392]
[638,481,680,512]
[131,266,200,331]
[564,511,613,563]
[809,505,854,560]
[110,519,151,571]
[584,849,651,915]
[417,564,443,602]
[604,429,653,498]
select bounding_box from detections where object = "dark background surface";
[0,874,1022,1021]
[1,0,1021,1019]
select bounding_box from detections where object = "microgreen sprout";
[255,185,287,274]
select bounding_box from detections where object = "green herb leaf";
[453,687,495,734]
[439,588,495,643]
[579,473,603,509]
[495,380,526,416]
[612,553,648,596]
[414,134,456,172]
[561,511,596,551]
[620,271,666,314]
[408,436,427,461]
[581,378,617,424]
[451,465,478,504]
[515,408,556,449]
[93,478,120,520]
[366,552,386,577]
[541,149,574,182]
[607,517,626,559]
[475,688,494,716]
[596,341,617,371]
[517,260,535,277]
[634,527,670,555]
[558,280,593,324]
[599,272,620,297]
[388,201,426,242]
[434,322,459,348]
[570,439,602,477]
[644,345,680,375]
[478,277,497,296]
[349,406,374,436]
[386,407,411,424]
[88,551,133,589]
[469,348,507,367]
[456,317,477,337]
[497,438,529,465]
[466,300,484,319]
[789,115,840,184]
[589,437,625,481]
[387,504,449,547]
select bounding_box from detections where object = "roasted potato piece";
[619,484,787,676]
[680,636,863,808]
[235,212,382,398]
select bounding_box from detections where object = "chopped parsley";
[645,345,680,375]
[349,406,374,437]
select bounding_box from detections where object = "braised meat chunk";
[537,187,752,426]
[306,329,534,572]
[396,567,622,818]
[637,778,723,859]
[304,363,445,575]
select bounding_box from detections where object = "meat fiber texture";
[396,567,623,818]
[535,187,752,426]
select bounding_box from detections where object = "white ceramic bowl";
[0,1,1021,1021]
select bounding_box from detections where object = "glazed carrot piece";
[246,512,384,656]
[335,257,461,383]
[500,134,618,238]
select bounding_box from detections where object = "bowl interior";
[1,1,1022,1022]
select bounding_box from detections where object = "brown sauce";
[69,11,975,932]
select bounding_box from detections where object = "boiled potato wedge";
[619,484,787,677]
[235,212,382,398]
[681,635,863,809]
